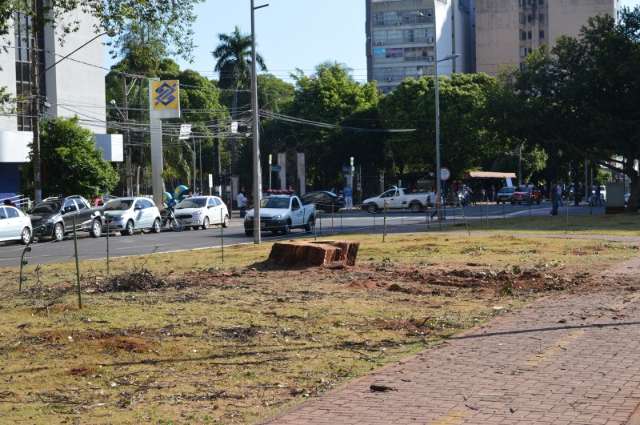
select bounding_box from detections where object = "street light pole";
[433,53,459,220]
[250,0,268,244]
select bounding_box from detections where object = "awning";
[466,171,517,179]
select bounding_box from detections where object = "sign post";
[149,80,181,207]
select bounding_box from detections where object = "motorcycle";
[161,205,182,231]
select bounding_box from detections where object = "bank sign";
[150,80,181,119]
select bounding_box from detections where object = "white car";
[0,205,32,244]
[102,197,162,235]
[174,196,230,230]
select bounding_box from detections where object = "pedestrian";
[595,185,602,206]
[344,185,353,210]
[237,189,248,218]
[551,184,561,216]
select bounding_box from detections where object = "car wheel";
[282,221,291,235]
[410,202,422,213]
[223,215,230,228]
[90,219,102,238]
[20,227,32,245]
[124,220,135,236]
[53,223,64,242]
[367,203,378,214]
[152,218,161,233]
[202,217,210,230]
[305,217,315,233]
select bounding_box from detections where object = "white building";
[0,9,119,199]
[366,0,474,93]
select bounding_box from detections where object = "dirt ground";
[0,233,637,424]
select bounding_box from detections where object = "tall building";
[475,0,619,75]
[0,9,119,199]
[366,0,474,93]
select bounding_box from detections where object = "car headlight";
[272,215,282,220]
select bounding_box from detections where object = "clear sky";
[106,0,640,83]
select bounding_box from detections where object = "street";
[0,203,602,268]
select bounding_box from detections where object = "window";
[527,31,532,40]
[539,14,545,23]
[386,48,403,59]
[63,199,78,213]
[527,15,533,23]
[75,198,88,210]
[0,208,6,220]
[539,0,544,4]
[521,31,527,41]
[6,208,19,218]
[539,30,545,39]
[291,198,301,211]
[380,190,396,198]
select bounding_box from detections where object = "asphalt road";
[0,203,601,268]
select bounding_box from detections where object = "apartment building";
[366,0,474,93]
[475,0,619,75]
[0,9,119,199]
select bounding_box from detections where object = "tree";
[23,118,118,198]
[263,63,379,189]
[379,73,506,180]
[507,7,640,210]
[258,74,294,113]
[213,26,267,117]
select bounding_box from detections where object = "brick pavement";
[266,259,640,425]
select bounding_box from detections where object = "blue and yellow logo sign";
[151,80,180,112]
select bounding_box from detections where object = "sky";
[106,0,640,83]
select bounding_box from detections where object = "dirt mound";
[93,270,169,292]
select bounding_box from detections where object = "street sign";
[271,165,282,173]
[440,167,451,181]
[230,121,239,134]
[179,124,192,140]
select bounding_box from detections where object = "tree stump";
[268,240,360,268]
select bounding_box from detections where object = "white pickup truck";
[244,195,316,235]
[362,187,435,213]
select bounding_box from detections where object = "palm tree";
[212,26,267,118]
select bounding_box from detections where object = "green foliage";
[0,85,12,112]
[506,6,640,208]
[2,1,202,61]
[258,74,294,112]
[259,63,380,189]
[34,118,118,198]
[213,26,267,91]
[379,73,506,179]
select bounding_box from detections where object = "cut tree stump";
[268,240,360,268]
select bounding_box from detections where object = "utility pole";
[518,144,523,187]
[30,0,42,202]
[250,0,268,244]
[122,78,132,196]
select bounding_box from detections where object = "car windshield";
[31,201,61,214]
[261,198,290,209]
[177,198,207,209]
[104,199,134,211]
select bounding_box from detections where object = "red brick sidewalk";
[265,264,640,424]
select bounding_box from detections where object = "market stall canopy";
[466,171,517,179]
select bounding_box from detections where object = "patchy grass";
[0,232,637,424]
[465,211,640,236]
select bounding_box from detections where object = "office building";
[0,9,120,199]
[366,0,474,93]
[475,0,619,75]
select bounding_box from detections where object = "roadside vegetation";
[0,229,637,424]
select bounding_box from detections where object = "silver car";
[102,197,162,235]
[0,205,32,244]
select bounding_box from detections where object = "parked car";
[362,186,435,213]
[30,196,103,241]
[511,186,542,205]
[496,187,516,204]
[0,205,32,244]
[102,197,162,235]
[244,195,316,236]
[301,191,345,213]
[174,196,230,230]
